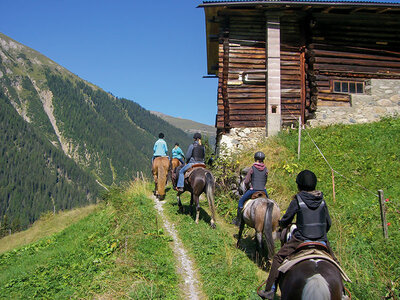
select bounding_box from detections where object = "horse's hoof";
[236,242,240,248]
[210,223,216,229]
[159,195,165,200]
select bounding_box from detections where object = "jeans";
[177,163,194,188]
[238,189,268,209]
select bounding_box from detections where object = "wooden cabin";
[199,0,400,148]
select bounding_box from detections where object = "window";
[333,80,364,94]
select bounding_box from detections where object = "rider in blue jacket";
[152,133,168,163]
[172,143,185,165]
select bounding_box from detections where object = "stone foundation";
[309,79,400,127]
[216,127,266,154]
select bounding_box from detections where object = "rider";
[172,142,185,165]
[152,133,168,164]
[258,170,337,300]
[232,151,269,227]
[176,133,205,192]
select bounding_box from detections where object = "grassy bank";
[0,180,179,299]
[0,204,98,254]
[224,117,400,299]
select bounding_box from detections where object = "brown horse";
[152,156,170,200]
[278,259,349,300]
[170,158,182,188]
[259,225,350,300]
[236,192,281,267]
[175,166,216,228]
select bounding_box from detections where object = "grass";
[0,204,98,254]
[0,179,179,299]
[231,117,400,299]
[161,188,267,299]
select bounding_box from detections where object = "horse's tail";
[205,171,216,227]
[302,274,330,300]
[263,200,275,260]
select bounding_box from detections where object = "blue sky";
[1,1,399,125]
[0,0,217,125]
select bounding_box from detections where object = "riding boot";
[231,207,242,227]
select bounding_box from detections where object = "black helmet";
[254,151,265,161]
[159,133,164,138]
[193,132,202,140]
[296,170,317,191]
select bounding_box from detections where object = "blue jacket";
[153,139,168,156]
[172,146,184,160]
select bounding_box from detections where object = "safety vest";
[192,143,205,162]
[296,195,327,240]
[250,165,268,190]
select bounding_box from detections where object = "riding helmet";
[254,151,265,161]
[193,132,202,140]
[296,170,317,191]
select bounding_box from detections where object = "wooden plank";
[318,94,351,102]
[318,100,351,107]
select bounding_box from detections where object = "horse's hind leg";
[236,220,245,248]
[193,194,200,224]
[255,231,263,267]
[177,194,183,213]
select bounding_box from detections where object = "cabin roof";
[200,0,400,6]
[200,0,400,75]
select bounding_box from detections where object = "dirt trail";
[152,196,204,300]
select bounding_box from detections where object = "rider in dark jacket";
[259,170,337,300]
[176,133,205,192]
[232,151,269,226]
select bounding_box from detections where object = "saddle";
[184,163,207,180]
[278,243,351,282]
[251,191,267,199]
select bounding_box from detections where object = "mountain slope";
[0,32,191,231]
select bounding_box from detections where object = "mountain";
[150,111,216,146]
[0,32,191,232]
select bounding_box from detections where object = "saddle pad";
[184,165,207,179]
[278,249,351,282]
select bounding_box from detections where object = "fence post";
[378,189,388,239]
[297,116,301,160]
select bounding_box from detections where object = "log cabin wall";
[306,10,400,113]
[215,9,306,132]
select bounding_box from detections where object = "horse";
[236,191,281,268]
[278,259,349,300]
[152,156,170,200]
[259,225,351,300]
[170,158,183,188]
[175,165,216,229]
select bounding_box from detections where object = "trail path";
[152,195,203,300]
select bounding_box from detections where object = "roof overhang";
[199,1,400,75]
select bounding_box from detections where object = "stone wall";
[216,127,266,154]
[309,79,400,127]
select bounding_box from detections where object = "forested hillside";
[0,32,191,233]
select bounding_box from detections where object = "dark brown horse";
[175,166,216,228]
[236,192,280,267]
[259,225,351,300]
[152,156,170,200]
[278,259,349,300]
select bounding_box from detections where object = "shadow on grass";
[170,200,213,226]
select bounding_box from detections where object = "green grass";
[161,189,267,299]
[230,117,400,299]
[0,205,98,254]
[0,180,179,299]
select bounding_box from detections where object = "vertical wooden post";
[378,189,388,239]
[331,169,336,203]
[298,116,301,160]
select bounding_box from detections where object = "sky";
[1,1,400,126]
[0,0,217,125]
